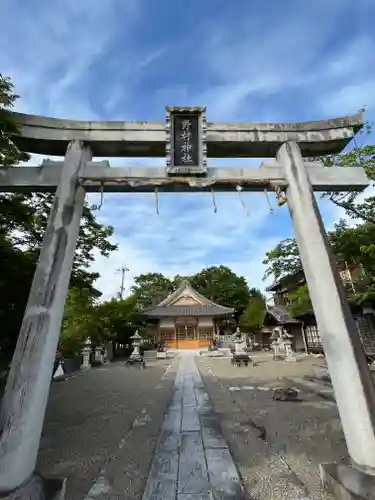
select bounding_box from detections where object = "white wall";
[159,318,175,328]
[159,317,214,328]
[198,317,214,327]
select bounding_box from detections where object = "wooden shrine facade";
[144,281,234,349]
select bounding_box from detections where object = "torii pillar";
[278,142,375,499]
[0,141,92,499]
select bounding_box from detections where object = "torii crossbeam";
[0,159,369,193]
[0,110,374,500]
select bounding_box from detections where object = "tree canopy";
[0,75,118,366]
[263,220,375,316]
[0,74,30,166]
[190,265,250,314]
[240,291,267,331]
[321,120,375,225]
[286,283,313,317]
[131,265,251,318]
[132,272,176,310]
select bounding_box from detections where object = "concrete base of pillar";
[313,364,331,382]
[1,473,66,500]
[80,364,91,371]
[320,463,375,499]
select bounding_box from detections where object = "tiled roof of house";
[266,305,300,324]
[266,270,305,292]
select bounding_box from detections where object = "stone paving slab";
[196,355,342,500]
[37,359,177,500]
[142,354,248,500]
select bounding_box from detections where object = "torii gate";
[0,108,373,498]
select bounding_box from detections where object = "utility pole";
[116,264,129,299]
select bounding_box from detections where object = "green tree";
[0,74,30,166]
[0,235,36,368]
[58,294,142,358]
[89,295,141,347]
[249,287,267,299]
[262,238,302,282]
[321,117,375,224]
[190,265,250,315]
[131,273,175,310]
[173,274,193,287]
[240,293,267,331]
[286,283,312,317]
[0,193,117,293]
[0,75,118,366]
[262,221,375,282]
[263,220,375,308]
[58,287,96,357]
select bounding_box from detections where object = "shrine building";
[145,281,234,349]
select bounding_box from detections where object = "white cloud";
[319,80,375,117]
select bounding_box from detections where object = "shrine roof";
[144,281,234,317]
[145,304,234,317]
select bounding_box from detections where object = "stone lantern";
[81,337,92,370]
[281,328,296,362]
[129,330,143,360]
[93,345,105,365]
[232,327,247,355]
[270,327,283,360]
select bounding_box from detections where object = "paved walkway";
[142,354,247,500]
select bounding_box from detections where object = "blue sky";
[1,0,375,300]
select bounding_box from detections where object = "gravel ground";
[196,354,346,500]
[37,359,178,500]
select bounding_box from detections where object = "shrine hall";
[145,281,234,349]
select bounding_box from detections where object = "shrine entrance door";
[175,318,199,349]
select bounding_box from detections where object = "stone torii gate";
[0,108,373,499]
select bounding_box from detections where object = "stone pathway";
[142,354,247,500]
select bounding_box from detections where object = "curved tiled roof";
[266,305,300,324]
[144,280,234,317]
[146,304,234,317]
